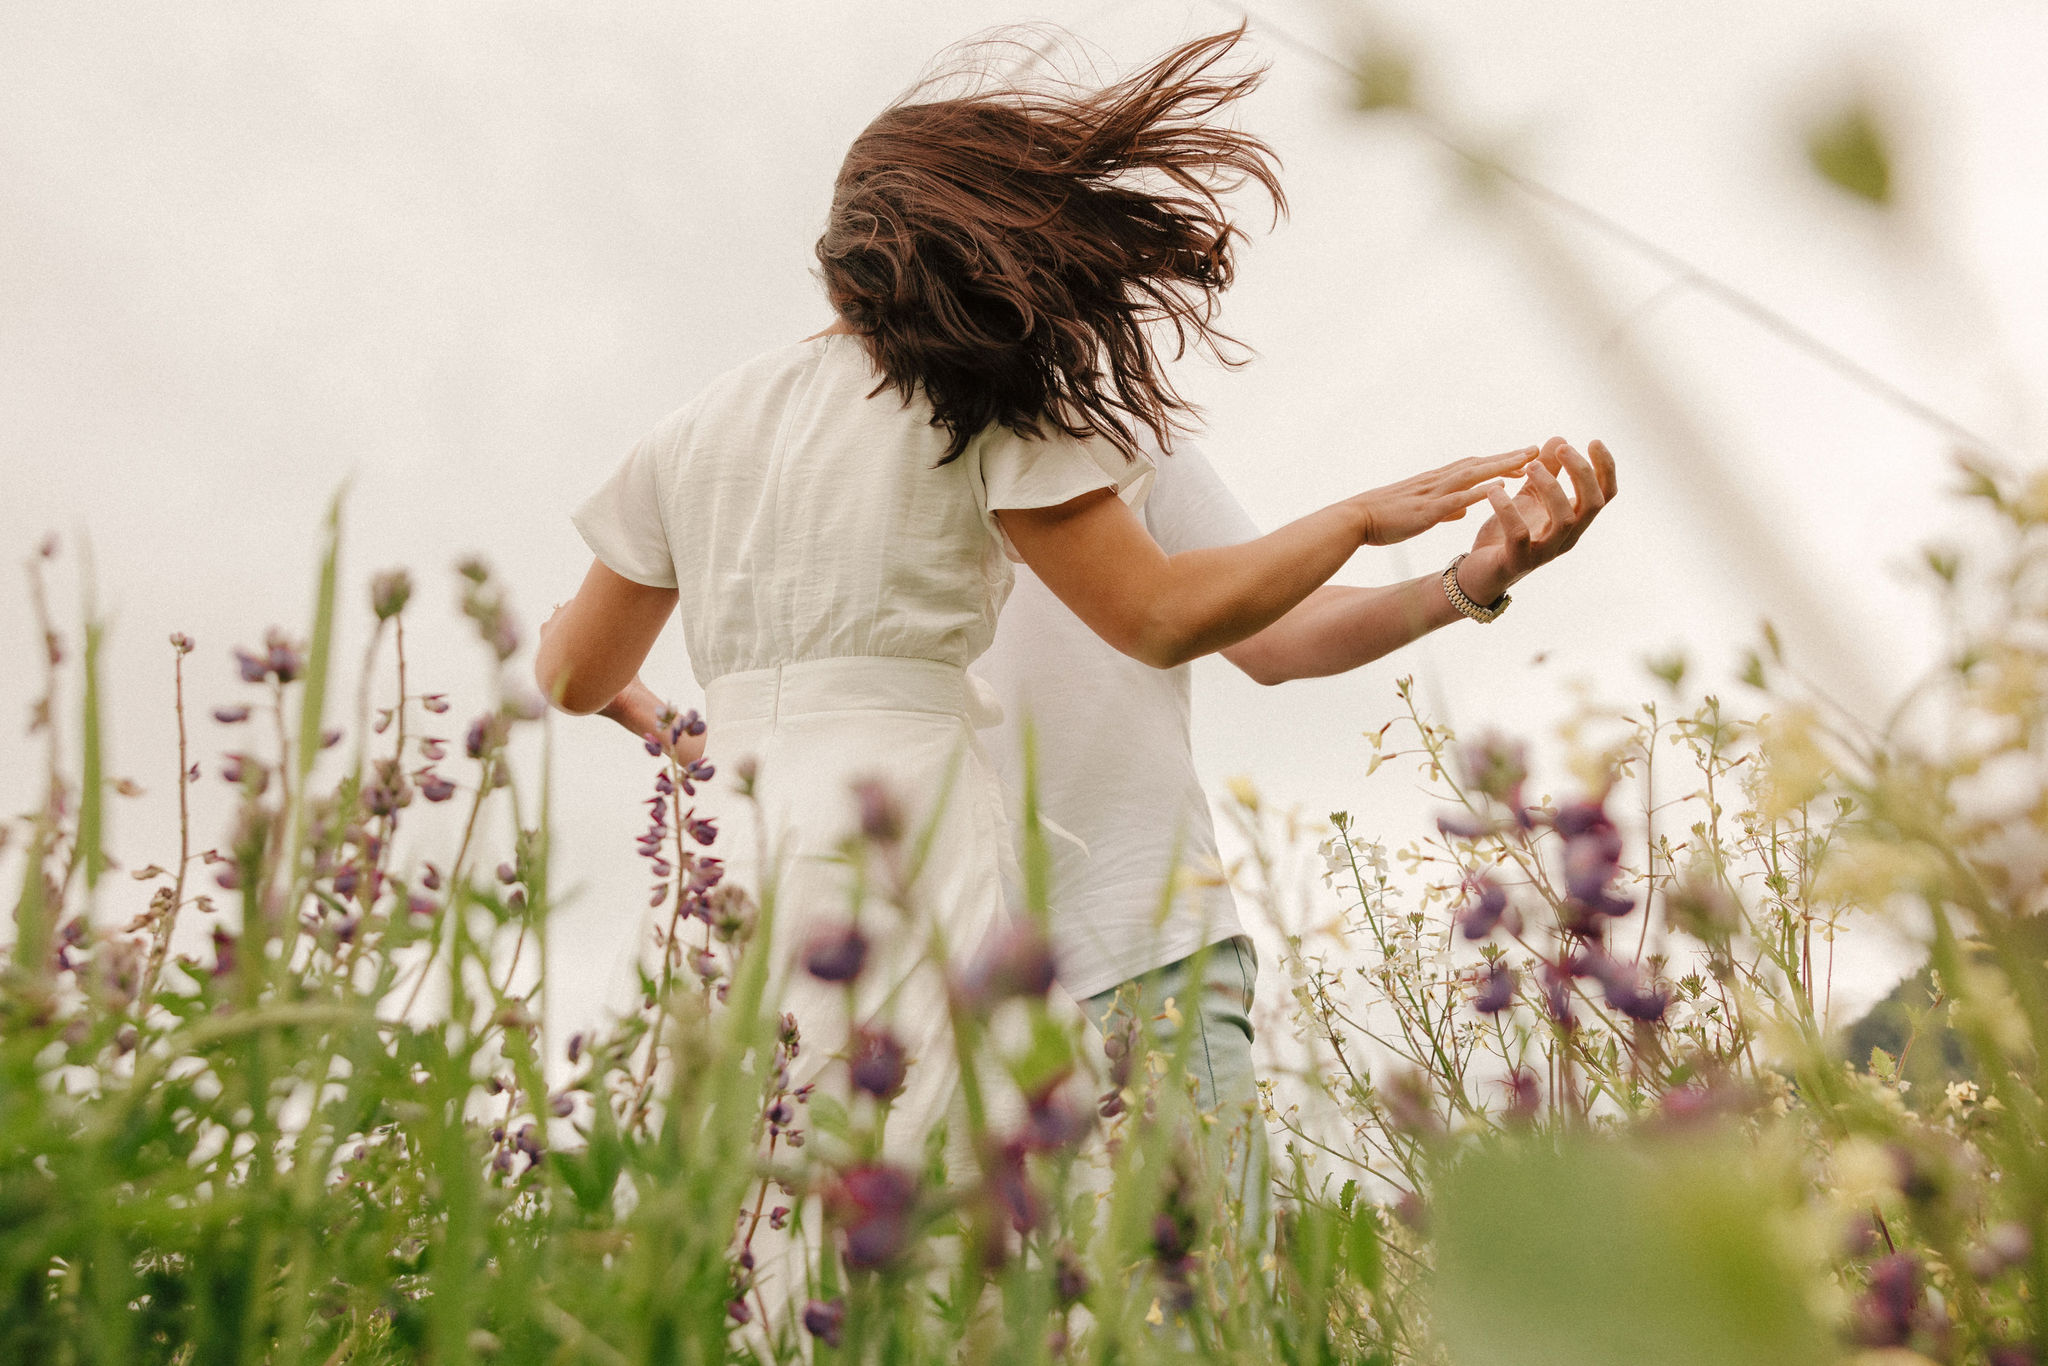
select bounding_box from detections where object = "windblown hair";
[815,25,1286,464]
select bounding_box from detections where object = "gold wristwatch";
[1443,553,1510,623]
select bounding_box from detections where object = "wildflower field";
[6,454,2048,1366]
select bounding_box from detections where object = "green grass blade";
[295,488,344,786]
[79,563,105,893]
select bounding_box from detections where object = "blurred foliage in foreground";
[6,462,2048,1366]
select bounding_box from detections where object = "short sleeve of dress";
[972,426,1157,562]
[570,433,678,590]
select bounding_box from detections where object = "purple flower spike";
[1473,963,1517,1014]
[828,1165,918,1271]
[851,777,904,845]
[1435,811,1494,840]
[955,922,1057,1006]
[1456,876,1508,940]
[804,924,869,983]
[849,1026,909,1100]
[1022,1084,1094,1152]
[802,1298,846,1348]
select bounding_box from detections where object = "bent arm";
[1221,576,1461,685]
[533,559,679,716]
[999,490,1377,669]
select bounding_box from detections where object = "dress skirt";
[696,655,1023,1324]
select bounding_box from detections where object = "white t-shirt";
[971,444,1258,1000]
[571,333,1153,685]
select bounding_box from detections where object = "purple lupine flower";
[214,865,241,891]
[496,862,518,885]
[848,1026,908,1100]
[1504,1068,1540,1119]
[333,866,359,898]
[1022,1084,1093,1152]
[417,770,456,803]
[851,777,904,845]
[827,1164,918,1271]
[549,1092,575,1118]
[422,693,451,714]
[1853,1252,1921,1347]
[233,648,269,684]
[213,705,251,724]
[1053,1244,1090,1305]
[685,815,717,846]
[220,753,248,784]
[726,1299,751,1325]
[466,714,507,759]
[983,1137,1044,1234]
[210,925,237,976]
[320,727,343,749]
[802,1298,846,1348]
[420,862,442,891]
[264,629,305,683]
[654,770,674,795]
[1456,876,1509,940]
[643,733,664,757]
[955,922,1057,1006]
[769,1205,790,1230]
[420,736,447,761]
[804,924,869,983]
[1435,811,1494,840]
[1473,963,1517,1014]
[407,891,436,918]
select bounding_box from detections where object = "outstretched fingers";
[1587,438,1618,499]
[1485,481,1531,557]
[1443,446,1538,490]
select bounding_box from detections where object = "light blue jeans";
[1082,935,1270,1253]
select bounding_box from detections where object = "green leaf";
[1343,1202,1383,1293]
[1432,1131,1830,1366]
[808,1090,851,1142]
[1806,102,1893,206]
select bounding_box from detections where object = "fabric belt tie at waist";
[704,656,1004,729]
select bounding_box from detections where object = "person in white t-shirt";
[973,435,1615,1245]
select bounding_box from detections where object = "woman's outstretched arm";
[998,446,1537,669]
[1222,437,1618,683]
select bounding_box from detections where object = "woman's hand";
[1349,446,1539,547]
[599,677,708,765]
[1455,436,1617,605]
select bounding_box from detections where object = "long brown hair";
[815,26,1286,464]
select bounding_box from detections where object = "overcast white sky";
[5,0,2044,1038]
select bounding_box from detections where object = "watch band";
[1443,553,1510,623]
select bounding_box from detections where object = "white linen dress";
[572,332,1150,1313]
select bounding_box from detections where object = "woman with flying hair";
[536,24,1609,1318]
